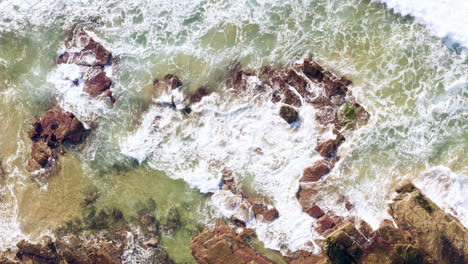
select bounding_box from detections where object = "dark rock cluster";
[27,109,89,173]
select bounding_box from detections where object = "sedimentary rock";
[83,68,114,102]
[389,182,468,264]
[190,220,274,264]
[252,203,280,222]
[27,109,89,172]
[279,105,299,124]
[299,160,331,182]
[58,27,115,103]
[58,28,111,67]
[0,235,123,264]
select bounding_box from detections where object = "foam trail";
[378,0,468,48]
[121,85,333,253]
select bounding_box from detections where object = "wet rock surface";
[58,27,115,103]
[27,109,89,173]
[0,235,123,264]
[190,220,274,264]
[389,182,468,264]
[58,28,111,67]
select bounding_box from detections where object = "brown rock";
[188,87,212,104]
[285,250,329,264]
[16,236,58,263]
[316,134,345,158]
[307,205,325,219]
[389,183,468,264]
[190,220,273,264]
[279,105,299,124]
[164,206,181,232]
[300,160,330,182]
[316,215,335,233]
[58,28,111,67]
[27,109,89,172]
[252,203,279,222]
[83,68,112,99]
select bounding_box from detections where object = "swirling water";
[0,0,466,262]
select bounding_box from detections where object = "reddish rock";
[316,134,345,158]
[57,28,111,67]
[285,250,328,264]
[190,220,273,264]
[188,87,212,104]
[296,186,319,213]
[316,215,335,233]
[279,105,299,124]
[299,160,330,182]
[27,109,88,172]
[252,203,279,222]
[83,68,113,99]
[307,205,325,219]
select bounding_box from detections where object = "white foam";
[121,86,332,253]
[378,0,468,48]
[47,62,113,125]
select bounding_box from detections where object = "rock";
[57,28,111,67]
[279,105,299,124]
[144,237,161,248]
[316,133,345,158]
[299,160,330,182]
[188,87,212,104]
[153,74,183,96]
[16,236,59,263]
[55,236,122,264]
[323,223,364,264]
[139,212,160,236]
[316,215,335,233]
[163,74,183,90]
[285,250,330,264]
[389,183,468,264]
[83,68,114,101]
[307,205,325,219]
[164,206,181,232]
[190,220,274,264]
[27,109,89,172]
[252,203,279,222]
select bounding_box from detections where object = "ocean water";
[0,0,466,262]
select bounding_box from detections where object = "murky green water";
[0,0,466,263]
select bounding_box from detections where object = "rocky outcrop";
[0,235,123,264]
[190,220,274,264]
[58,27,115,103]
[389,182,468,264]
[58,28,111,67]
[27,109,89,173]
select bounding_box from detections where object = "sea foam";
[378,0,468,48]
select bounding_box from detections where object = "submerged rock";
[164,206,181,233]
[190,220,274,264]
[27,109,89,172]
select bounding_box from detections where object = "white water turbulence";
[121,82,339,253]
[378,0,468,48]
[415,166,468,228]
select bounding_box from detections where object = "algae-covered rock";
[389,183,468,264]
[323,223,364,264]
